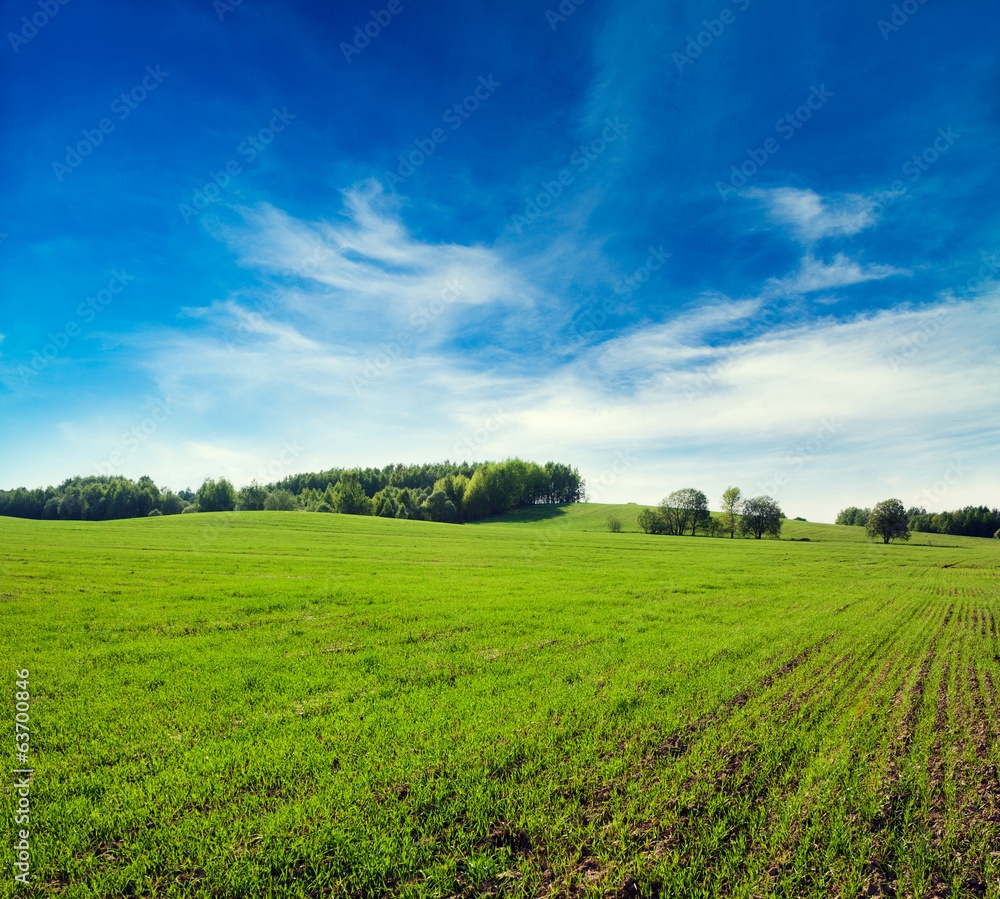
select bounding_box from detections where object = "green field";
[1,506,998,898]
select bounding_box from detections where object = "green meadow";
[1,506,998,898]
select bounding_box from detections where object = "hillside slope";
[470,502,997,549]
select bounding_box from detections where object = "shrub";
[606,514,622,533]
[704,517,726,537]
[264,490,298,512]
[637,508,667,534]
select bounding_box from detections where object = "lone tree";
[738,495,784,539]
[720,486,742,538]
[866,498,911,544]
[662,488,710,536]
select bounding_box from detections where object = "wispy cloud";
[765,253,909,297]
[211,180,534,331]
[121,192,998,521]
[744,187,884,244]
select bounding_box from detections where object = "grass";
[0,506,998,897]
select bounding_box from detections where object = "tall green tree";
[739,496,784,539]
[422,490,458,523]
[335,471,374,516]
[263,489,298,511]
[237,480,268,511]
[662,488,710,536]
[866,498,911,544]
[720,486,742,538]
[836,506,871,527]
[198,477,237,512]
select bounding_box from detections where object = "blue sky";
[1,0,998,521]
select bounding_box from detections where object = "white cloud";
[456,289,1000,520]
[126,276,999,522]
[13,184,996,524]
[208,180,535,337]
[744,187,883,243]
[765,253,909,297]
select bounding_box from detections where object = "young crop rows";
[0,513,997,898]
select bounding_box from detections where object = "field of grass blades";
[0,509,997,898]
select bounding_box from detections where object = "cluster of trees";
[260,459,584,523]
[0,476,194,521]
[0,460,584,525]
[837,503,1000,539]
[636,487,785,540]
[267,460,582,506]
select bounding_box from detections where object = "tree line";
[0,460,584,524]
[634,487,786,539]
[837,503,1000,540]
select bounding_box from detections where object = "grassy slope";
[0,510,997,898]
[473,501,991,547]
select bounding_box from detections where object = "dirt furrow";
[926,661,950,844]
[855,607,953,899]
[956,662,1000,897]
